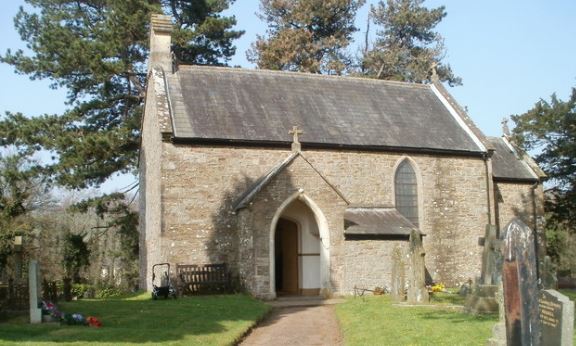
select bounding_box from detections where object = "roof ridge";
[174,64,431,89]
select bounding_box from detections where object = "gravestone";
[486,282,507,346]
[540,256,558,290]
[465,225,500,314]
[390,245,406,302]
[481,224,501,285]
[407,229,428,304]
[28,260,42,324]
[501,218,541,346]
[539,289,574,346]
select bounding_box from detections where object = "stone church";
[139,15,545,299]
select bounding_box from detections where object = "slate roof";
[164,66,486,154]
[488,136,539,182]
[344,207,418,236]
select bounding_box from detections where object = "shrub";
[71,283,94,299]
[95,286,123,299]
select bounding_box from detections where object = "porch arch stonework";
[235,155,348,299]
[269,191,331,298]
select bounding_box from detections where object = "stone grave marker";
[501,218,541,346]
[481,224,501,285]
[486,282,507,346]
[539,289,574,346]
[465,224,500,314]
[391,245,406,302]
[29,260,42,324]
[541,256,558,289]
[407,228,428,304]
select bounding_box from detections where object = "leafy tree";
[362,0,461,85]
[63,232,90,283]
[72,193,139,262]
[0,154,49,267]
[168,0,244,65]
[248,0,365,74]
[511,88,576,268]
[0,0,243,190]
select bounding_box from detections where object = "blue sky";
[1,0,575,191]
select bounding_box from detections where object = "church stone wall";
[343,240,409,293]
[158,145,294,275]
[138,80,163,290]
[306,152,489,286]
[495,182,544,232]
[154,144,492,294]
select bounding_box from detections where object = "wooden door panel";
[277,219,299,295]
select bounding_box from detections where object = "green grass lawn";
[336,295,497,346]
[337,290,576,346]
[0,292,269,346]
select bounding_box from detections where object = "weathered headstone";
[501,218,541,346]
[465,284,499,314]
[390,245,406,302]
[466,225,500,314]
[540,256,558,290]
[539,289,574,346]
[28,260,42,324]
[481,224,501,285]
[486,282,507,346]
[407,229,429,304]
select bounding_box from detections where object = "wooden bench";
[177,263,231,295]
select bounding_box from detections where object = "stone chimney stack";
[149,14,173,72]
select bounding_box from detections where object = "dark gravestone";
[539,289,574,346]
[501,218,541,346]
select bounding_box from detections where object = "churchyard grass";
[0,292,269,345]
[336,295,497,345]
[559,289,576,302]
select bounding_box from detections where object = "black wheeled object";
[151,263,177,299]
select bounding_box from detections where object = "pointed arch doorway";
[272,196,325,297]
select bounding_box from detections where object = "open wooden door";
[275,218,299,295]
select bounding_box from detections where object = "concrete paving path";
[240,300,343,346]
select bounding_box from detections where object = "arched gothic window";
[395,160,419,226]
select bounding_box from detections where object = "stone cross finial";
[430,62,439,83]
[501,118,510,137]
[289,126,303,152]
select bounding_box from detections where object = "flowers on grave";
[41,300,102,327]
[87,316,102,328]
[62,312,87,325]
[431,282,445,293]
[41,300,63,319]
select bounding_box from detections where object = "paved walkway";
[240,299,344,346]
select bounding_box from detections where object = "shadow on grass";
[417,308,497,324]
[0,293,269,345]
[430,292,465,305]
